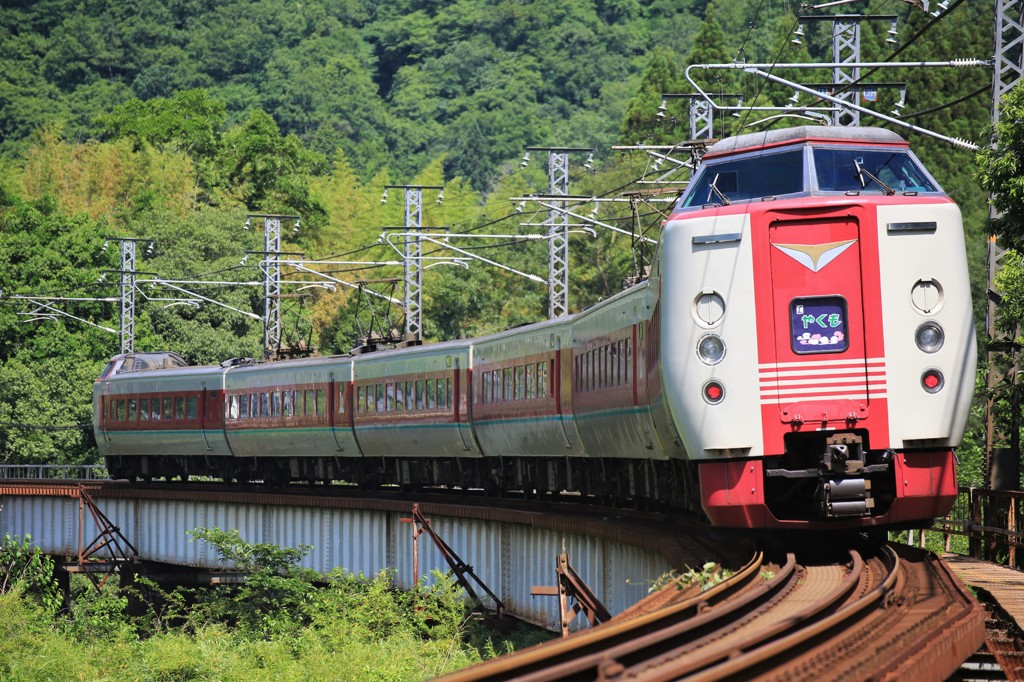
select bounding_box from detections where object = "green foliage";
[648,562,733,593]
[186,527,317,638]
[0,528,547,680]
[978,83,1024,251]
[0,534,62,614]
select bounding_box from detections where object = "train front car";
[659,126,976,530]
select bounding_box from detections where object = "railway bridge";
[0,478,740,634]
[1,475,1019,679]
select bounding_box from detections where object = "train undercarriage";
[105,454,704,512]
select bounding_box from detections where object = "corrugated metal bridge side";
[0,483,737,632]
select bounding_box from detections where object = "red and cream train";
[94,126,977,530]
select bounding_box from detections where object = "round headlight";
[697,334,726,365]
[915,322,944,353]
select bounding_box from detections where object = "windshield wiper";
[707,173,732,205]
[854,158,895,196]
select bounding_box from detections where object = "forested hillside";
[0,0,996,468]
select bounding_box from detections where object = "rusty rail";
[439,552,769,682]
[442,543,985,681]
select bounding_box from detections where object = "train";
[94,126,977,530]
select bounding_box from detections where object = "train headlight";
[921,368,944,393]
[697,334,726,365]
[915,322,944,353]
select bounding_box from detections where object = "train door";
[453,357,473,451]
[329,371,346,452]
[98,386,112,450]
[553,335,576,449]
[200,382,214,451]
[765,215,873,426]
[630,321,655,450]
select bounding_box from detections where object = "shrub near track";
[0,531,550,681]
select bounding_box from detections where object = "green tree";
[619,48,687,145]
[0,535,62,614]
[977,83,1024,251]
[217,109,328,224]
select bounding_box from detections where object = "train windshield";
[813,148,939,194]
[679,149,806,208]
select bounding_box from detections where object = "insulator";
[950,137,978,151]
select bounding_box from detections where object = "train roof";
[705,126,908,159]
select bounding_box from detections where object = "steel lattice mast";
[985,0,1024,486]
[527,147,589,318]
[119,240,136,354]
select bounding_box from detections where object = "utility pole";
[526,147,590,318]
[796,14,900,126]
[247,214,300,359]
[102,236,154,354]
[119,239,136,354]
[382,185,444,343]
[985,0,1024,489]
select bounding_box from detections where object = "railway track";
[442,542,985,682]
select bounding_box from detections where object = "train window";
[426,379,436,409]
[386,384,395,412]
[238,394,247,419]
[229,395,239,420]
[336,386,344,414]
[446,378,453,409]
[416,380,425,410]
[622,339,630,382]
[303,389,314,416]
[151,399,161,420]
[515,365,524,401]
[270,392,281,417]
[316,389,326,416]
[395,383,405,411]
[405,382,413,410]
[790,296,849,354]
[491,371,499,403]
[139,398,149,421]
[813,148,938,194]
[283,391,293,417]
[680,149,805,208]
[250,393,258,418]
[260,392,269,418]
[502,368,512,402]
[481,373,489,404]
[356,386,364,413]
[187,396,197,419]
[160,397,171,419]
[127,399,137,421]
[611,343,619,386]
[175,397,185,419]
[526,363,535,399]
[374,384,383,412]
[538,362,548,398]
[116,399,126,421]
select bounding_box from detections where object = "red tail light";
[703,380,725,404]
